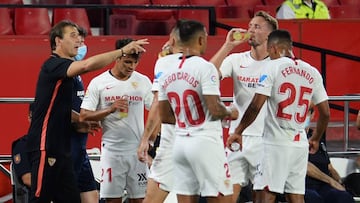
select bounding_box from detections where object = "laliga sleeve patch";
[210,75,217,84]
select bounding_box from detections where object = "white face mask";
[74,45,87,61]
[304,115,311,128]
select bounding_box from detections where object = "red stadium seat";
[112,0,151,15]
[177,9,210,31]
[113,0,150,5]
[263,0,340,6]
[262,0,284,5]
[0,0,23,3]
[338,0,359,5]
[100,0,114,4]
[72,0,100,3]
[254,5,279,17]
[188,0,229,18]
[136,20,175,35]
[151,0,190,5]
[322,0,340,6]
[135,8,176,35]
[14,8,51,35]
[151,0,190,21]
[328,5,360,18]
[0,0,23,5]
[53,8,92,35]
[109,14,138,35]
[133,0,180,35]
[189,0,226,4]
[226,0,264,18]
[0,8,14,35]
[173,0,211,28]
[30,0,73,4]
[111,0,175,35]
[227,0,264,7]
[0,0,23,19]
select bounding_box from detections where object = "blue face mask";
[74,45,87,61]
[304,116,311,129]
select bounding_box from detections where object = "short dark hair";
[78,26,88,38]
[49,20,78,51]
[115,38,140,60]
[176,19,205,44]
[268,29,292,46]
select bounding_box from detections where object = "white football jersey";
[81,70,153,153]
[220,51,269,136]
[256,57,328,147]
[152,53,183,150]
[158,55,222,138]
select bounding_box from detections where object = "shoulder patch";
[14,153,21,164]
[48,157,56,166]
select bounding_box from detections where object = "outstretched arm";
[67,39,149,78]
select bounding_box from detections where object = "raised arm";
[67,39,149,78]
[209,28,248,77]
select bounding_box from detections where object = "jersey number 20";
[168,90,205,128]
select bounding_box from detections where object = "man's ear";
[198,35,205,46]
[55,36,62,48]
[267,44,275,56]
[169,37,175,47]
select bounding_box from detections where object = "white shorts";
[100,147,147,199]
[226,135,263,186]
[148,123,175,191]
[253,144,308,194]
[173,134,233,197]
[148,146,174,192]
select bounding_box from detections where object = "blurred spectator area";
[0,0,360,35]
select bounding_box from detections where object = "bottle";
[119,96,129,118]
[233,31,251,41]
[119,107,128,118]
[231,142,240,151]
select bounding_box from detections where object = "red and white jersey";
[152,53,182,150]
[256,57,328,147]
[220,51,269,136]
[158,55,222,138]
[81,71,153,153]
